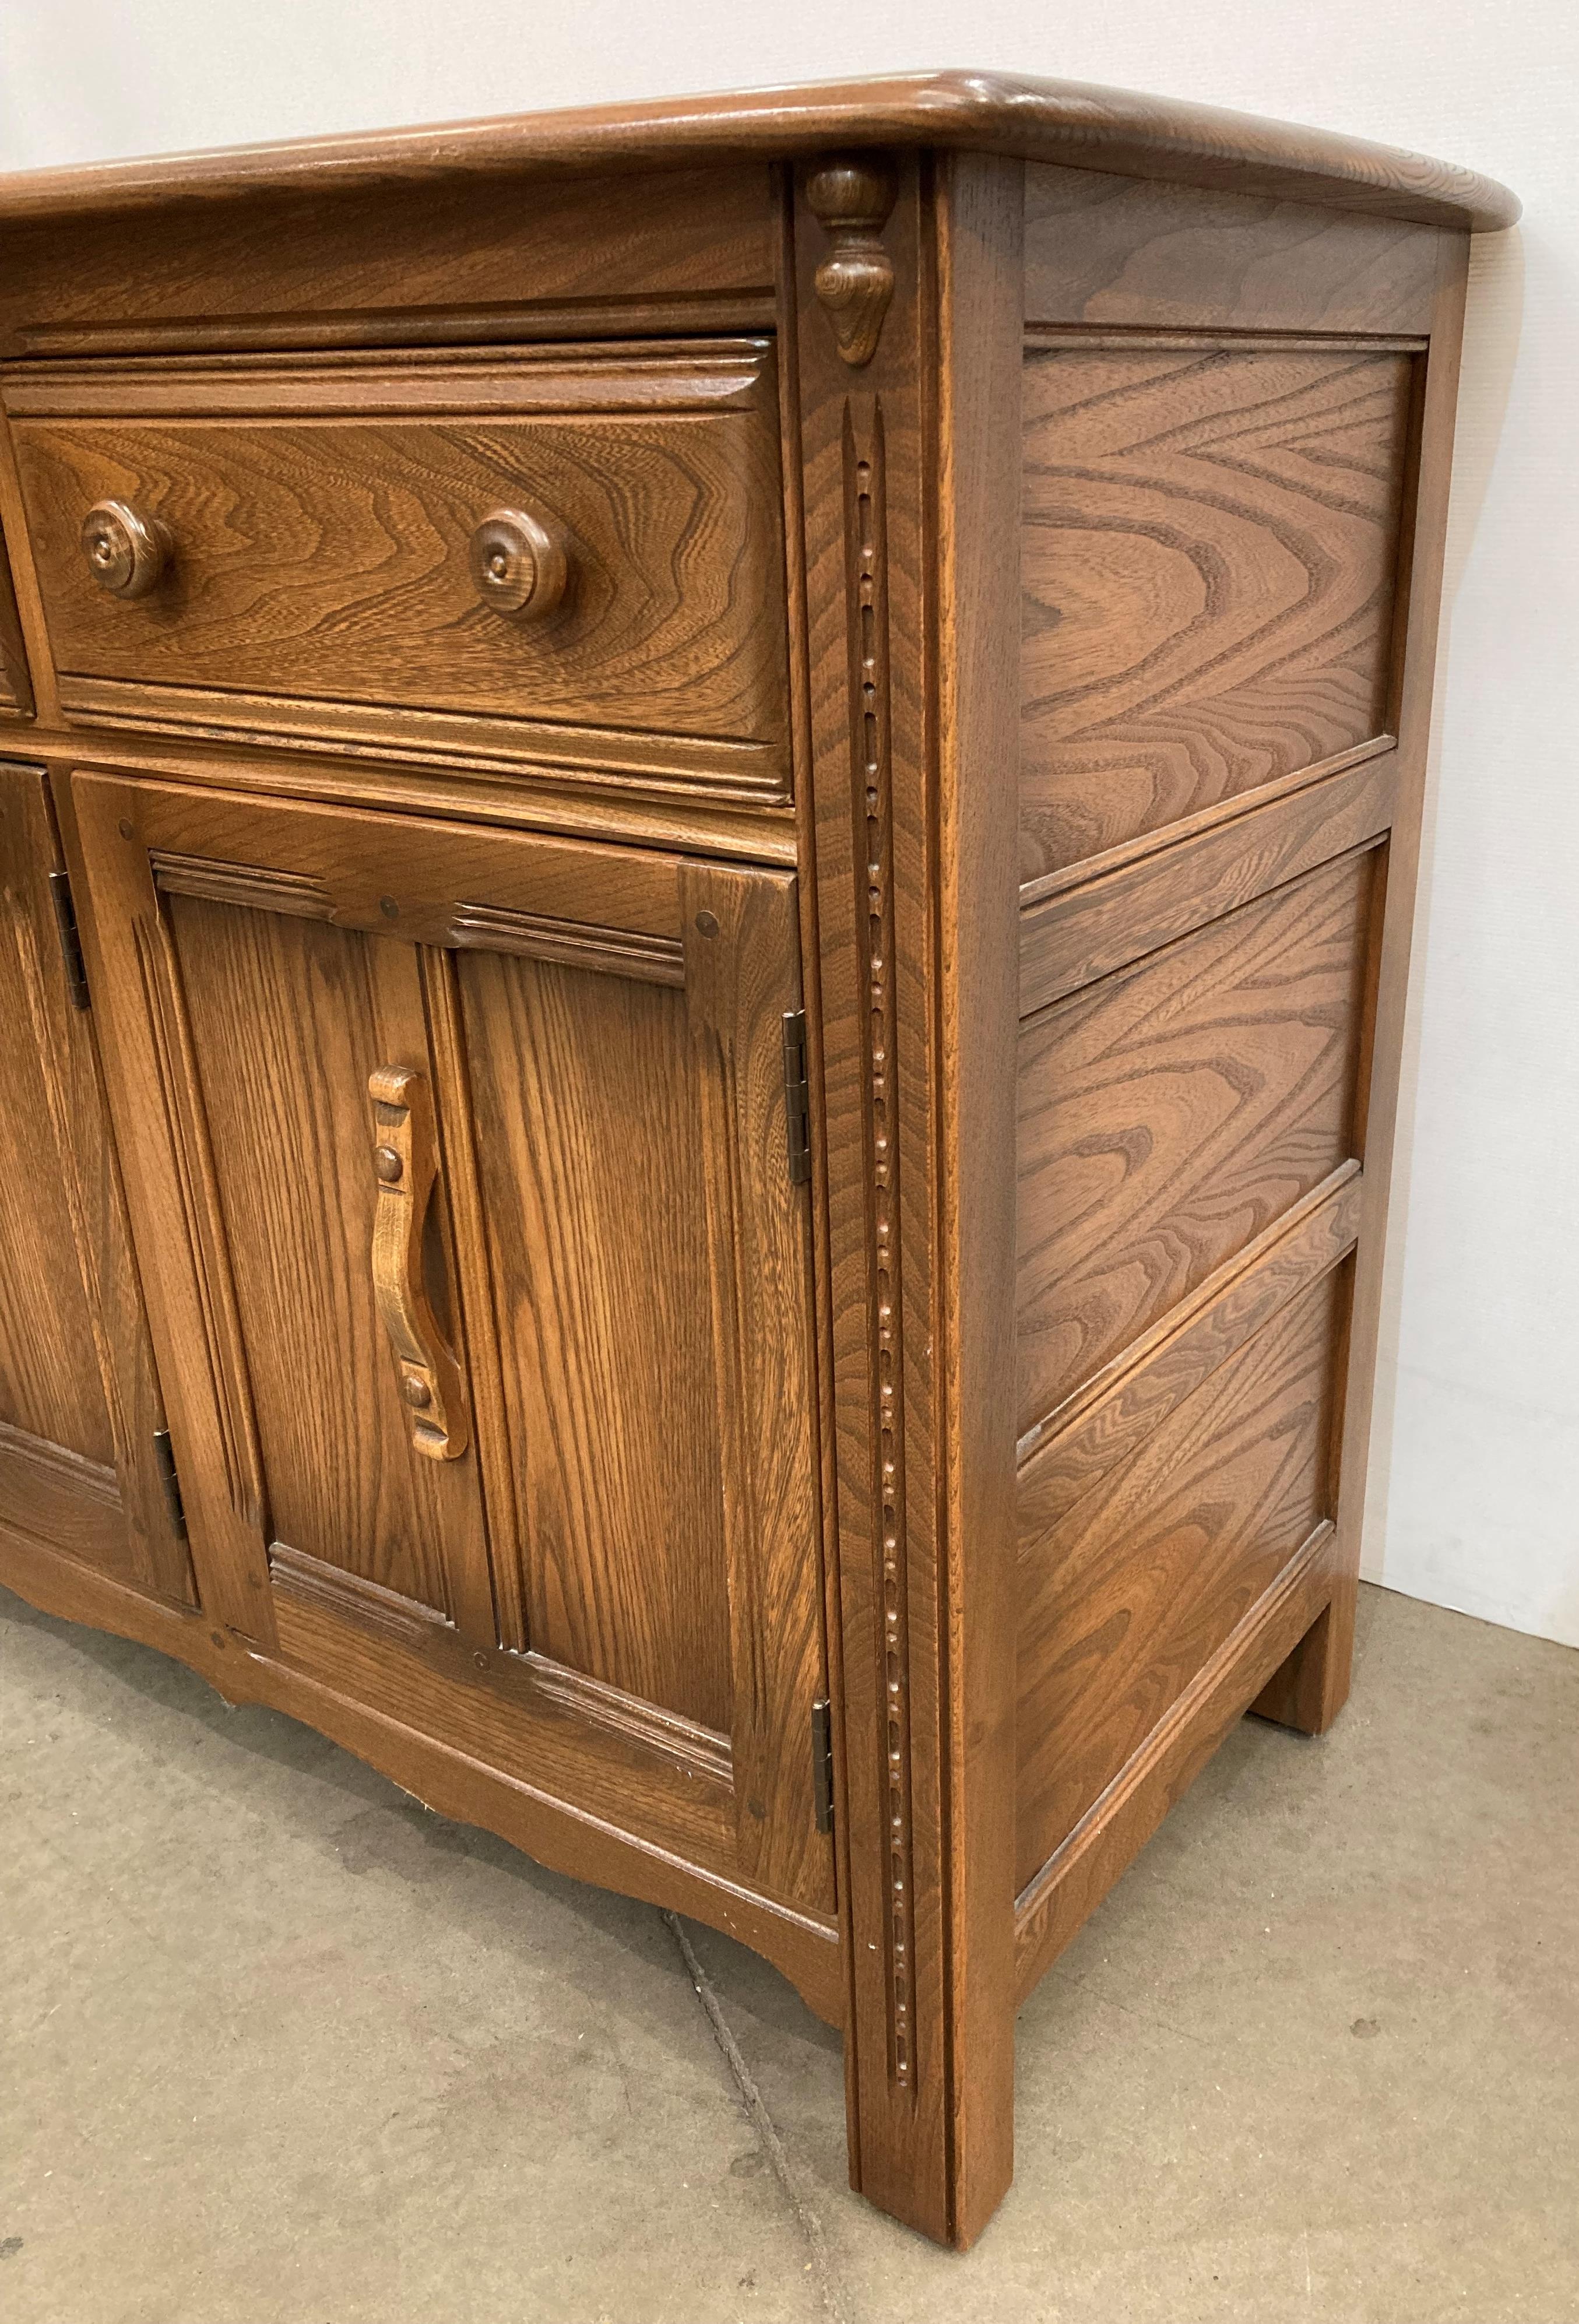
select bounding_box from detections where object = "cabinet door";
[0,762,189,1598]
[68,773,829,1912]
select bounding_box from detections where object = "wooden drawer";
[8,342,790,801]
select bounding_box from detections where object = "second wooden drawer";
[9,340,790,801]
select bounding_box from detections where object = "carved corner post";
[791,149,1025,2246]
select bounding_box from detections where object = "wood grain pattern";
[460,947,734,1731]
[67,767,834,1916]
[19,732,798,873]
[116,896,275,1631]
[0,528,31,715]
[1013,1509,1337,1999]
[794,154,956,2231]
[678,860,828,1904]
[1017,848,1374,1439]
[446,901,684,984]
[929,150,1026,2246]
[0,164,778,360]
[92,776,688,948]
[790,145,1025,2248]
[453,859,826,1903]
[0,73,1517,232]
[1018,743,1397,1012]
[14,348,790,796]
[268,1540,734,1794]
[0,100,1499,2255]
[0,761,189,1598]
[1268,228,1474,1737]
[0,1420,128,1574]
[170,896,495,1630]
[3,345,772,419]
[805,158,898,365]
[1018,1159,1362,1485]
[1017,1264,1345,1884]
[1024,163,1444,333]
[0,829,117,1463]
[1021,342,1413,878]
[51,674,786,801]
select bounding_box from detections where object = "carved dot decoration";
[845,414,915,2090]
[373,1144,403,1184]
[402,1374,432,1410]
[694,910,720,938]
[379,895,400,919]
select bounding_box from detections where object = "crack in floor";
[663,1910,851,2324]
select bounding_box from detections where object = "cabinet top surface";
[0,69,1518,233]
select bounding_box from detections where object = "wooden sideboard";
[0,73,1516,2247]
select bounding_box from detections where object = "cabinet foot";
[1251,1588,1355,1736]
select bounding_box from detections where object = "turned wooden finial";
[805,154,898,367]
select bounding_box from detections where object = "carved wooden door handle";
[469,506,569,618]
[81,500,173,599]
[368,1066,469,1461]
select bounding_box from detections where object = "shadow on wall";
[1359,223,1525,1590]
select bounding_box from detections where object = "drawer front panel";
[11,344,790,800]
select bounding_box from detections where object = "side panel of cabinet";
[1012,220,1469,2000]
[0,761,188,1598]
[65,772,831,1918]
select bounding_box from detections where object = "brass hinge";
[811,1696,834,1834]
[782,1008,811,1186]
[153,1429,188,1541]
[47,871,90,1011]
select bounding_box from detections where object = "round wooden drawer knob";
[81,500,173,600]
[469,507,568,619]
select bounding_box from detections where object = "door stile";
[419,941,527,1651]
[3,764,189,1599]
[680,859,830,1908]
[359,937,497,1646]
[64,771,275,1639]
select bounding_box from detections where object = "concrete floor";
[2,1581,1575,2324]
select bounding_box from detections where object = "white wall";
[2,2,1574,1645]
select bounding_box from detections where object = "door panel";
[171,894,494,1635]
[68,771,830,1911]
[0,920,114,1466]
[462,947,733,1729]
[0,761,189,1598]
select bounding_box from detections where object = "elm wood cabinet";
[0,75,1515,2249]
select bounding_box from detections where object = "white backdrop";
[2,2,1573,1645]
